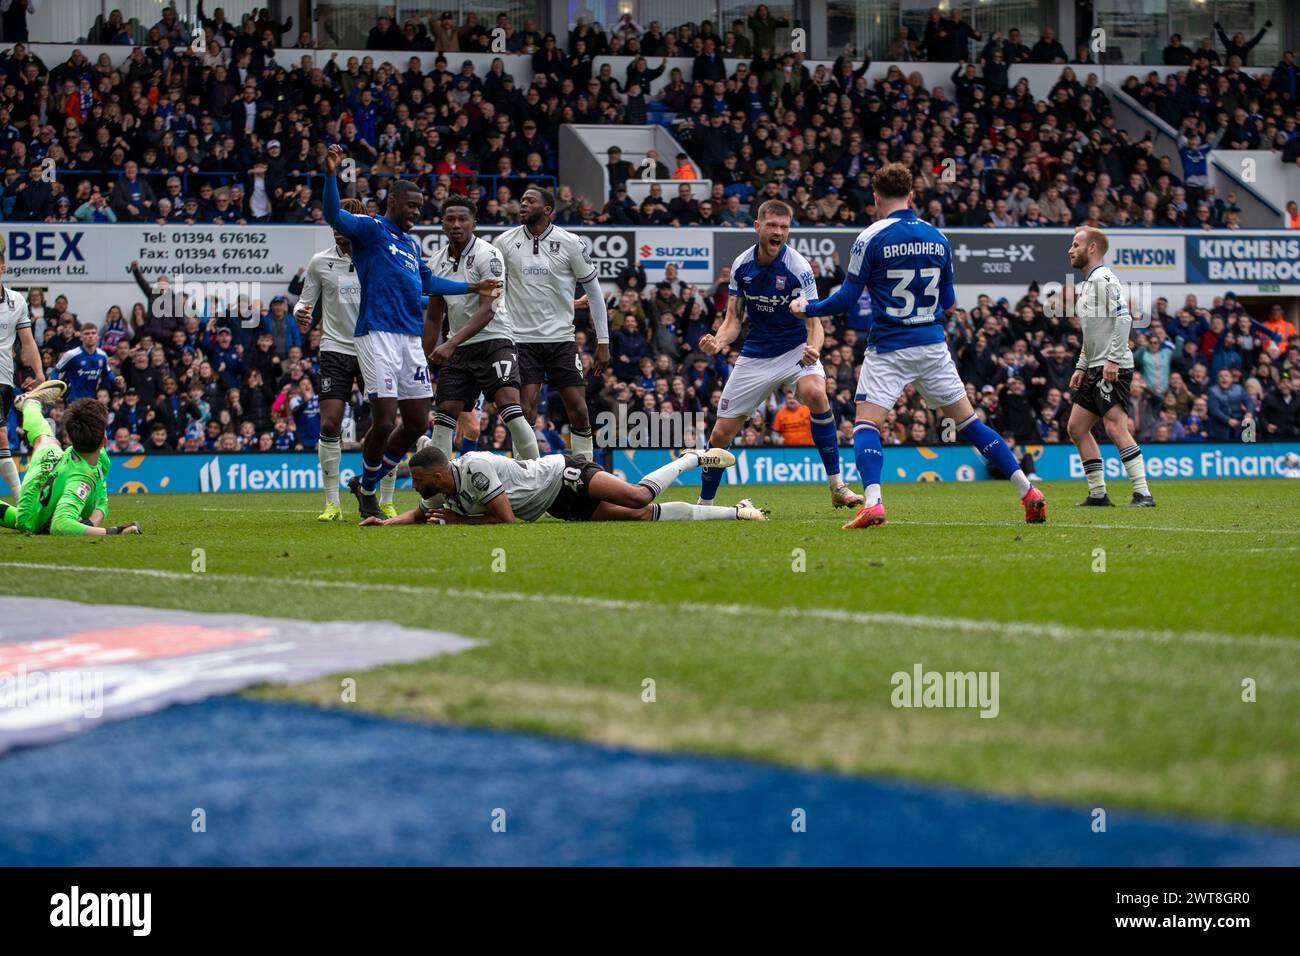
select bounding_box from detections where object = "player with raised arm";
[0,381,140,537]
[321,144,499,520]
[362,443,766,526]
[792,163,1046,527]
[0,244,45,497]
[494,187,609,461]
[294,195,398,521]
[424,196,539,462]
[696,199,863,511]
[1065,227,1154,508]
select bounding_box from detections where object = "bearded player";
[697,199,863,511]
[793,163,1046,526]
[1064,226,1154,507]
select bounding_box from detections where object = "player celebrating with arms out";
[792,163,1046,526]
[361,444,766,526]
[321,144,500,520]
[696,199,863,511]
[424,196,539,462]
[0,381,140,536]
[294,196,399,521]
[494,187,609,460]
[1065,227,1154,507]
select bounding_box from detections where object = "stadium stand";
[2,8,1299,459]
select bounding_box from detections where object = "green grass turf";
[2,479,1298,827]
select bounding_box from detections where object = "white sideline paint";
[1,561,1295,653]
[895,520,1295,536]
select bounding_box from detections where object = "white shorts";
[717,342,822,419]
[855,341,966,409]
[356,330,433,401]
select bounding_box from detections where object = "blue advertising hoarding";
[14,444,1292,496]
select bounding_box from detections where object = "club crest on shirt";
[549,240,560,253]
[465,254,475,269]
[775,275,786,290]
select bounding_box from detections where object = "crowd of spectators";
[0,8,1291,232]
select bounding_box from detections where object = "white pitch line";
[894,520,1295,535]
[1,561,1296,653]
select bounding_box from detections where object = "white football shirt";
[427,234,513,346]
[298,245,361,357]
[0,285,32,386]
[493,223,596,343]
[421,451,567,522]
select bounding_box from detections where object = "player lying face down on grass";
[360,445,768,526]
[0,381,140,536]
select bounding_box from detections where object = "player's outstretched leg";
[948,406,1045,524]
[796,376,863,510]
[843,417,887,529]
[696,416,745,505]
[595,448,766,521]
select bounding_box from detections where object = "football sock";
[1083,458,1107,498]
[653,501,736,521]
[318,436,341,505]
[697,458,726,504]
[570,426,594,461]
[0,500,15,529]
[1119,444,1149,496]
[21,400,52,444]
[359,455,382,496]
[638,452,700,497]
[502,404,539,460]
[853,419,884,505]
[0,449,18,496]
[957,414,1031,496]
[458,435,478,455]
[431,412,456,458]
[379,469,396,507]
[810,410,844,488]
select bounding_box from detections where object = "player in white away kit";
[0,247,46,496]
[424,196,539,462]
[295,196,396,521]
[494,187,609,460]
[361,444,766,525]
[1064,226,1154,507]
[793,163,1046,527]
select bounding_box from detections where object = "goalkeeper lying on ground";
[0,381,140,536]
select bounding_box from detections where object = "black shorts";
[545,454,604,522]
[318,350,366,404]
[0,384,12,420]
[1073,366,1133,418]
[436,338,521,407]
[518,341,585,390]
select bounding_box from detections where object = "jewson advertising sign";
[611,443,1300,486]
[1106,234,1184,282]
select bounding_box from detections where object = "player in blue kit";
[792,163,1046,527]
[696,199,864,511]
[322,144,500,519]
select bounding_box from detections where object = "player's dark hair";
[410,445,449,471]
[339,197,365,215]
[63,398,108,457]
[388,179,423,206]
[526,187,555,211]
[872,163,914,201]
[756,199,793,221]
[442,195,476,218]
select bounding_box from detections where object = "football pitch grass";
[2,478,1297,830]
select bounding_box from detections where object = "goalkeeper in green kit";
[0,380,140,536]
